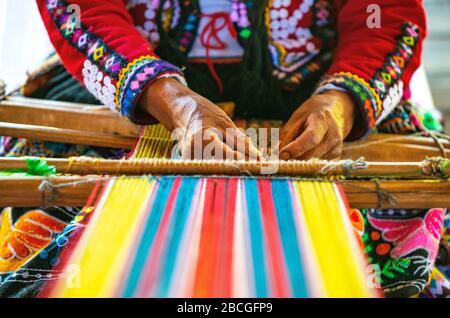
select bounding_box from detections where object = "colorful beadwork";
[115,55,185,117]
[371,23,421,124]
[45,0,127,79]
[317,72,382,130]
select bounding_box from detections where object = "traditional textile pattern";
[42,0,185,118]
[42,177,373,298]
[317,72,382,131]
[0,208,74,273]
[377,99,444,134]
[45,0,128,78]
[38,0,426,132]
[115,55,186,119]
[362,208,446,298]
[35,125,375,298]
[316,22,422,139]
[420,268,450,298]
[370,23,420,124]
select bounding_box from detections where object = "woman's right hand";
[140,78,260,160]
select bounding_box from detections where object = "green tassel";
[0,157,56,176]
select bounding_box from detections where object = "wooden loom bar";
[0,122,137,149]
[1,97,450,160]
[0,157,449,179]
[0,176,449,209]
[0,97,140,137]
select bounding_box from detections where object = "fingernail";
[280,152,290,160]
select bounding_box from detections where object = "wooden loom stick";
[0,157,449,178]
[0,122,137,149]
[0,121,448,159]
[2,97,450,159]
[1,176,449,209]
[0,97,140,137]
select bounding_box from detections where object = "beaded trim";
[370,23,420,102]
[115,55,185,117]
[318,72,382,129]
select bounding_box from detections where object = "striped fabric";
[41,125,376,298]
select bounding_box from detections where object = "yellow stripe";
[52,178,155,297]
[294,181,372,298]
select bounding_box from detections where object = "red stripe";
[210,178,232,297]
[135,177,181,297]
[39,180,106,297]
[258,179,291,298]
[221,178,237,297]
[193,178,217,297]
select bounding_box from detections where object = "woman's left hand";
[279,90,357,160]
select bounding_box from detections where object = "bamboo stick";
[2,97,449,161]
[0,176,448,209]
[0,122,137,149]
[342,142,450,162]
[0,98,140,137]
[365,133,450,150]
[0,157,449,179]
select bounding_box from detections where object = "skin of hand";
[279,90,358,160]
[140,78,260,160]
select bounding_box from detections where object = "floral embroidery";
[45,0,127,79]
[115,55,185,117]
[370,23,420,123]
[0,210,67,273]
[368,209,444,263]
[362,208,446,297]
[82,60,117,111]
[348,209,365,249]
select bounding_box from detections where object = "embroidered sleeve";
[316,0,426,140]
[36,0,185,124]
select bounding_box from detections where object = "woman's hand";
[140,78,260,160]
[279,90,357,160]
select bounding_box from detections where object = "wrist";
[140,78,193,131]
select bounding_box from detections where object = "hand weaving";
[38,125,375,298]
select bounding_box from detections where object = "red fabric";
[330,0,426,90]
[36,0,155,82]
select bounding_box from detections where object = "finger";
[204,138,246,161]
[233,132,262,160]
[322,145,343,160]
[279,117,307,150]
[279,116,327,160]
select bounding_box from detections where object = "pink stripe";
[135,178,181,297]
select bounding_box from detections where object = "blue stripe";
[271,180,308,297]
[122,177,174,297]
[244,179,268,297]
[155,178,198,297]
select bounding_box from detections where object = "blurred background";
[0,0,449,132]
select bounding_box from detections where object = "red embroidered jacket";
[36,0,426,139]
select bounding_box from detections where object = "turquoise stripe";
[244,179,268,297]
[272,180,308,297]
[155,178,198,297]
[122,177,174,297]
